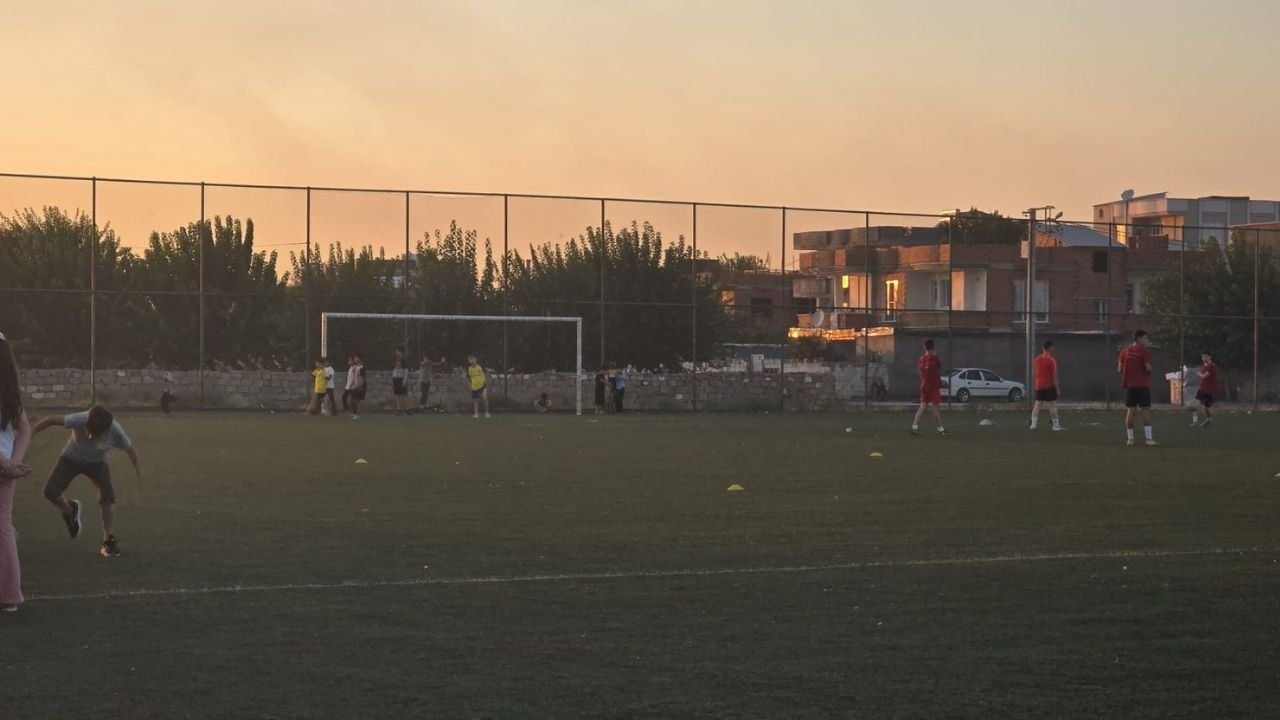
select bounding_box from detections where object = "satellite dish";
[1120,189,1135,201]
[811,309,826,328]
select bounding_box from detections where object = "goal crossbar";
[320,312,584,415]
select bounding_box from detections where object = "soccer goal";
[320,312,584,415]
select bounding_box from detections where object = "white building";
[1093,193,1280,249]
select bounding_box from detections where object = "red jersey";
[1117,344,1151,388]
[918,353,942,390]
[1199,361,1218,395]
[1033,353,1057,391]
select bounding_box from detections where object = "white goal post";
[320,312,584,415]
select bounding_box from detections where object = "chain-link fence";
[3,172,1278,412]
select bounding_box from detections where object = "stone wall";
[18,366,887,413]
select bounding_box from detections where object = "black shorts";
[350,386,367,401]
[44,457,115,505]
[1124,387,1152,409]
[1035,387,1059,402]
[471,385,487,400]
[1195,391,1215,408]
[392,378,407,396]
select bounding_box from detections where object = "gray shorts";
[44,457,115,505]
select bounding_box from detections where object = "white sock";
[1126,428,1135,441]
[1029,414,1037,428]
[1144,426,1153,440]
[1052,418,1060,429]
[1191,413,1199,423]
[912,424,919,430]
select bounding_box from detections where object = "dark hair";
[924,339,935,351]
[1202,350,1212,357]
[1134,329,1147,341]
[86,405,114,437]
[1043,340,1054,350]
[0,338,23,433]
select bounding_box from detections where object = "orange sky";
[2,0,1278,266]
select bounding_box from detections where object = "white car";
[943,368,1025,403]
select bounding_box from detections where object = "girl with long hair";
[0,333,34,612]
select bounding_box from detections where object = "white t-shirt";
[324,366,335,390]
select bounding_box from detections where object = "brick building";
[788,224,1187,400]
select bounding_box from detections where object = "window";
[1098,208,1105,218]
[1093,299,1109,323]
[930,276,951,309]
[1013,280,1049,323]
[750,297,774,319]
[963,370,980,381]
[980,370,1000,382]
[1092,251,1109,273]
[1125,283,1142,314]
[883,280,900,321]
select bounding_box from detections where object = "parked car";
[942,368,1025,402]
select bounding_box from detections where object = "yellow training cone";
[869,452,883,459]
[355,458,369,464]
[726,484,745,492]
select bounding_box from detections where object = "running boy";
[1030,340,1065,431]
[33,405,142,557]
[467,355,490,419]
[911,339,946,436]
[1190,350,1218,428]
[1118,329,1157,446]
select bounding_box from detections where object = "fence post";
[90,177,97,404]
[863,211,871,410]
[599,200,606,371]
[691,203,698,412]
[1254,229,1260,409]
[779,207,787,412]
[304,187,311,370]
[199,182,206,408]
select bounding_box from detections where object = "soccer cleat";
[64,499,82,539]
[0,604,17,613]
[1189,420,1198,428]
[910,427,920,435]
[100,536,121,558]
[485,413,492,419]
[1052,425,1066,432]
[1126,439,1135,447]
[1201,418,1212,428]
[1145,439,1159,447]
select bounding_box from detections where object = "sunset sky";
[2,0,1278,264]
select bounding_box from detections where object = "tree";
[141,216,288,369]
[503,221,729,371]
[0,207,141,367]
[1143,233,1280,398]
[717,252,772,272]
[938,208,1025,245]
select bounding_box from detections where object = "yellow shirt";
[313,369,327,394]
[467,364,486,391]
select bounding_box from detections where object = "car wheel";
[1008,387,1024,402]
[956,388,971,403]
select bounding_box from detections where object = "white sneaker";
[485,413,492,419]
[473,414,479,419]
[1052,425,1066,431]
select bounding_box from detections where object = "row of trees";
[0,207,752,371]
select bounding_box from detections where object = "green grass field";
[4,409,1279,718]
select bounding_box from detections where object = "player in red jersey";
[1117,329,1157,446]
[1029,340,1064,431]
[911,339,946,436]
[1190,350,1218,428]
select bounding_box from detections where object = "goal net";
[320,312,584,415]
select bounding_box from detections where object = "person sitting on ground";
[534,393,551,414]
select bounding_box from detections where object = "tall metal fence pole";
[90,177,97,403]
[599,200,606,370]
[304,187,312,369]
[502,195,509,403]
[691,203,698,412]
[199,182,206,407]
[863,211,871,410]
[1254,229,1260,409]
[404,192,411,355]
[779,207,787,412]
[1106,221,1114,409]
